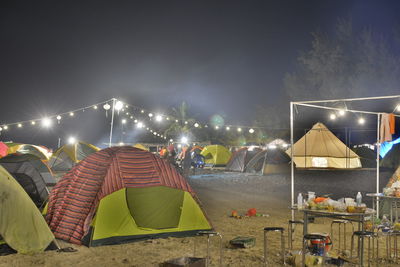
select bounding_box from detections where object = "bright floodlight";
[338,109,346,116]
[18,123,22,128]
[121,119,127,124]
[330,113,336,120]
[237,127,242,132]
[249,128,255,134]
[137,122,144,128]
[358,118,365,125]
[226,126,230,130]
[69,112,74,117]
[181,136,188,144]
[68,136,76,144]
[155,115,163,122]
[41,118,52,127]
[194,123,199,128]
[103,103,111,110]
[114,101,124,111]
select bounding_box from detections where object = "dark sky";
[1,0,400,148]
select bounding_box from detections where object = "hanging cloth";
[389,113,395,134]
[380,113,392,143]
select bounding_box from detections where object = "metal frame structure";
[290,95,400,218]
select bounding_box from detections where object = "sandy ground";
[1,168,399,266]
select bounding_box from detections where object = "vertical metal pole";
[290,102,295,220]
[376,114,381,217]
[109,98,116,147]
[57,137,61,148]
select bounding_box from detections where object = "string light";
[330,114,337,120]
[103,103,111,110]
[3,125,8,130]
[148,113,153,118]
[137,122,144,128]
[68,136,77,144]
[121,119,127,124]
[249,128,255,133]
[41,118,52,128]
[194,123,199,128]
[358,117,365,125]
[338,109,346,116]
[93,105,98,110]
[31,121,36,125]
[69,112,74,117]
[226,126,230,131]
[155,115,162,122]
[17,123,22,128]
[237,127,242,132]
[114,101,124,111]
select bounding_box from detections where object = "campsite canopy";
[225,147,261,172]
[286,122,361,169]
[4,142,51,160]
[352,146,379,168]
[245,149,291,174]
[380,143,400,170]
[46,146,212,246]
[200,145,231,166]
[48,141,99,172]
[0,154,54,207]
[0,166,54,254]
[133,143,149,151]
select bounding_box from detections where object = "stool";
[193,231,223,267]
[330,219,354,252]
[288,220,304,250]
[302,234,328,267]
[263,227,285,266]
[351,231,377,267]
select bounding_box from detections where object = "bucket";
[308,233,332,256]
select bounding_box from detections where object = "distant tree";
[164,101,196,139]
[284,18,400,101]
[253,105,289,141]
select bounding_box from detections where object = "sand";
[1,169,399,266]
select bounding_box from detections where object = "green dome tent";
[200,145,231,167]
[0,166,54,254]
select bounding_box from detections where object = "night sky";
[1,0,400,148]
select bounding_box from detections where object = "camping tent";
[286,122,361,169]
[380,137,400,158]
[46,146,212,246]
[4,143,50,160]
[133,143,149,151]
[0,154,55,207]
[380,143,400,170]
[191,146,203,155]
[200,145,231,166]
[48,141,99,172]
[245,149,291,174]
[0,166,54,254]
[225,147,261,172]
[352,146,379,168]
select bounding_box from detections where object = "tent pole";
[109,98,116,148]
[290,102,295,220]
[376,114,381,217]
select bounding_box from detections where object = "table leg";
[360,215,364,266]
[303,212,308,236]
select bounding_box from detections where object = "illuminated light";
[249,128,255,134]
[177,144,182,148]
[41,118,52,127]
[31,121,36,125]
[164,136,167,139]
[153,132,157,135]
[330,113,336,120]
[169,139,174,142]
[68,136,76,144]
[93,105,98,109]
[17,123,22,128]
[268,144,277,149]
[157,134,160,136]
[141,110,145,113]
[119,142,124,146]
[161,135,163,138]
[146,127,149,130]
[125,105,129,108]
[175,119,179,123]
[155,115,163,122]
[166,117,170,120]
[114,101,124,111]
[397,105,400,111]
[181,136,188,144]
[148,113,153,118]
[282,144,289,148]
[121,109,125,112]
[126,112,129,115]
[0,127,2,131]
[358,118,365,125]
[338,109,346,116]
[134,119,138,123]
[57,115,62,120]
[69,112,74,117]
[3,125,8,130]
[237,127,242,132]
[122,119,127,124]
[194,123,199,128]
[215,125,219,130]
[226,126,230,131]
[184,121,188,124]
[130,116,133,119]
[150,130,153,132]
[204,125,208,128]
[103,103,111,110]
[137,122,144,128]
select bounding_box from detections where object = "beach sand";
[1,168,398,266]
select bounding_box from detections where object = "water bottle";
[356,192,362,206]
[297,193,303,209]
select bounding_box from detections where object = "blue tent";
[380,137,400,158]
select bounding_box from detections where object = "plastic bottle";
[356,192,362,206]
[297,193,303,210]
